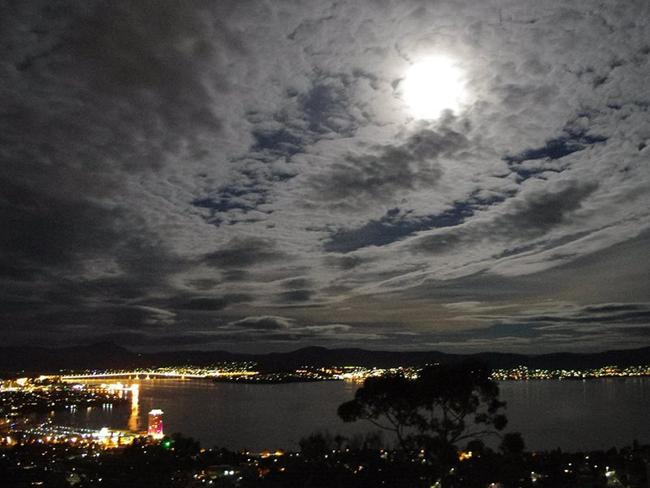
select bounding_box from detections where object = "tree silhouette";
[338,362,508,480]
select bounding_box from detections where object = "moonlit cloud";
[1,0,649,353]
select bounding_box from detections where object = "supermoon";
[402,57,467,119]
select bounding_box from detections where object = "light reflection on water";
[53,377,649,452]
[127,384,139,432]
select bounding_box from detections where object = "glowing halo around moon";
[402,56,467,120]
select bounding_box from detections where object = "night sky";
[1,1,649,353]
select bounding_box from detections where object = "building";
[147,409,164,439]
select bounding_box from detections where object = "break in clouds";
[1,0,649,353]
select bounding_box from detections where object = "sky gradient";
[1,0,649,353]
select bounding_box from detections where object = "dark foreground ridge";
[1,343,650,375]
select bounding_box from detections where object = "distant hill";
[1,343,649,376]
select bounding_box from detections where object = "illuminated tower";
[147,409,164,439]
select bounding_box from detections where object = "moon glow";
[402,57,467,119]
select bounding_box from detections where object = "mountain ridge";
[1,343,649,376]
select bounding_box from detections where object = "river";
[52,377,650,452]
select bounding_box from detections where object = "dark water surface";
[54,377,649,452]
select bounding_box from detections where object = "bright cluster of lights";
[15,422,138,448]
[491,364,650,381]
[59,364,258,381]
[147,409,164,439]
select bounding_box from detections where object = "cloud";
[278,289,314,303]
[0,182,124,270]
[176,294,251,311]
[203,237,286,269]
[323,255,364,270]
[281,277,312,289]
[445,302,650,351]
[325,202,476,253]
[221,316,383,344]
[228,316,295,330]
[1,0,649,352]
[307,128,467,209]
[504,129,607,181]
[409,178,599,263]
[494,180,598,235]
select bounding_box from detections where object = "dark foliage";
[338,362,509,482]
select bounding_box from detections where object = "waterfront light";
[147,409,164,439]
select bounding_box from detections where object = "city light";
[147,409,164,439]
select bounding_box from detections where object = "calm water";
[53,378,650,452]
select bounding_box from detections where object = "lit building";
[147,409,164,439]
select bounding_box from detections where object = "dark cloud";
[411,179,598,255]
[252,127,305,157]
[0,181,124,270]
[325,203,475,253]
[5,304,176,333]
[300,77,358,136]
[176,294,251,311]
[309,128,467,207]
[323,254,364,270]
[203,237,285,269]
[281,278,312,289]
[409,232,464,255]
[278,289,313,303]
[619,327,650,338]
[456,303,650,345]
[2,1,229,179]
[221,269,250,282]
[584,304,645,314]
[185,279,220,291]
[92,332,211,348]
[528,303,650,326]
[494,180,598,234]
[0,0,241,342]
[192,184,271,226]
